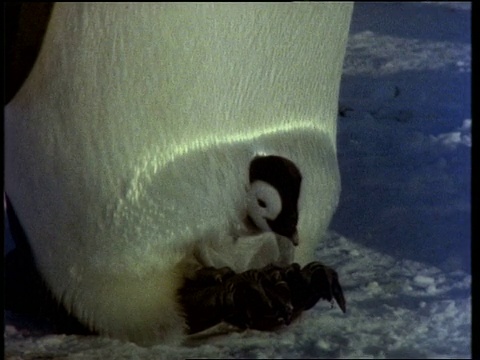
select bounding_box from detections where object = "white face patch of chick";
[246,180,282,233]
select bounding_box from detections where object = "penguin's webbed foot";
[178,262,345,334]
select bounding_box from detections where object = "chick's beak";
[290,230,299,247]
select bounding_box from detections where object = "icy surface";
[332,1,471,274]
[4,2,471,359]
[5,232,471,359]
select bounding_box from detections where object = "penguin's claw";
[179,262,345,334]
[295,262,346,313]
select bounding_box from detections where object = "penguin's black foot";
[178,262,346,334]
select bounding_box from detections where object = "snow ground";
[333,1,471,275]
[4,2,472,359]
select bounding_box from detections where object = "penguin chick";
[247,155,302,246]
[195,155,302,274]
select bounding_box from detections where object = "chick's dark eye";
[257,199,267,208]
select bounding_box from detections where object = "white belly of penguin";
[5,3,352,345]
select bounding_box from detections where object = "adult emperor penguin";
[5,3,353,345]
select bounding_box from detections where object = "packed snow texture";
[4,2,471,359]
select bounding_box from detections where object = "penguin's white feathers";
[5,3,352,344]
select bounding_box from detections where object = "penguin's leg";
[178,262,346,334]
